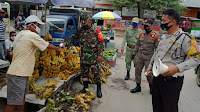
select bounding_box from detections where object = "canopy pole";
[44,3,47,40]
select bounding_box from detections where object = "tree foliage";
[112,0,188,15]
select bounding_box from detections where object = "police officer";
[145,9,200,112]
[121,17,142,80]
[130,19,160,94]
[79,15,105,98]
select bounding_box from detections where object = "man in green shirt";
[121,17,143,80]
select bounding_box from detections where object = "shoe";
[125,70,130,80]
[97,82,102,98]
[130,83,141,93]
[79,81,88,93]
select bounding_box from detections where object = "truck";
[46,8,92,46]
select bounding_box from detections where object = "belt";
[159,75,183,81]
[127,44,134,49]
[0,40,5,41]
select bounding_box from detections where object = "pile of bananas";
[46,89,95,112]
[33,47,80,80]
[71,46,81,55]
[72,88,95,111]
[101,61,112,83]
[29,80,58,99]
[46,91,75,112]
[45,33,53,41]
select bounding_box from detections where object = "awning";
[5,0,95,8]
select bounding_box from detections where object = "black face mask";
[144,25,152,34]
[82,25,91,30]
[160,21,173,31]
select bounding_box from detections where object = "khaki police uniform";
[133,31,160,84]
[148,29,200,112]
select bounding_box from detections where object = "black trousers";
[152,75,184,112]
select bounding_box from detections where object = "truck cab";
[47,15,77,46]
[47,8,92,46]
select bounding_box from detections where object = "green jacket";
[121,26,143,47]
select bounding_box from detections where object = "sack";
[96,28,105,41]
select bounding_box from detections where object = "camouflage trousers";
[135,56,152,84]
[80,63,101,83]
[125,46,135,70]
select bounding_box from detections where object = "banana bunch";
[72,88,95,111]
[33,47,81,80]
[32,69,39,79]
[46,98,62,112]
[100,61,112,83]
[68,56,80,73]
[101,61,111,69]
[72,46,81,54]
[31,81,58,99]
[52,56,65,65]
[58,71,69,80]
[45,33,53,41]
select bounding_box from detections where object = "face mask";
[160,21,173,31]
[32,24,41,34]
[11,36,15,40]
[132,23,138,28]
[0,16,4,20]
[144,25,152,34]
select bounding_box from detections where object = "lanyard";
[161,33,184,61]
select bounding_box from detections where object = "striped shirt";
[0,20,6,41]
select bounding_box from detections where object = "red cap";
[0,9,5,13]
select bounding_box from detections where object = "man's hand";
[121,47,124,53]
[55,47,61,54]
[145,68,152,75]
[97,56,103,62]
[162,64,180,76]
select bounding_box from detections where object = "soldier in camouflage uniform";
[79,15,105,98]
[130,19,160,94]
[121,17,143,80]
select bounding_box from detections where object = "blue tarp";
[51,0,95,8]
[7,0,95,8]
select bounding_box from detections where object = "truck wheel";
[196,66,200,87]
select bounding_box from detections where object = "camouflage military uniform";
[133,31,160,84]
[79,27,105,83]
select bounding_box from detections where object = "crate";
[107,59,116,67]
[104,52,117,61]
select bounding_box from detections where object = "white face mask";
[31,24,41,34]
[11,36,15,40]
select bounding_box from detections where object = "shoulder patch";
[148,32,156,40]
[140,33,145,38]
[187,37,200,58]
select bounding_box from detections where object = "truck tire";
[196,66,200,87]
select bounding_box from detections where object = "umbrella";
[92,11,122,20]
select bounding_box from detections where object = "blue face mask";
[132,23,138,28]
[0,16,4,20]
